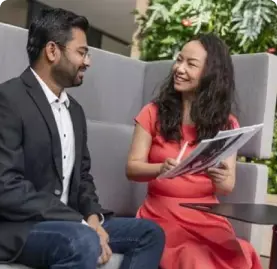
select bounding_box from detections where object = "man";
[0,7,165,269]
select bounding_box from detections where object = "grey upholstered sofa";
[1,22,277,269]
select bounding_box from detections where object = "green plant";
[249,112,277,194]
[135,0,277,60]
[134,0,277,193]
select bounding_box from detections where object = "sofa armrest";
[218,162,268,253]
[218,162,268,204]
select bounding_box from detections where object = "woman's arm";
[126,124,163,182]
[207,153,237,195]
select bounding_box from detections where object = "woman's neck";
[182,92,195,124]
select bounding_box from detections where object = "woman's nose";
[177,63,186,74]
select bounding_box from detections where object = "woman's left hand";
[207,161,231,183]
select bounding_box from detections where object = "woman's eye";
[188,62,196,67]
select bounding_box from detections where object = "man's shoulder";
[0,75,24,99]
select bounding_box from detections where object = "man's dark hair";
[27,7,89,66]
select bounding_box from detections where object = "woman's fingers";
[208,166,229,176]
[167,158,178,166]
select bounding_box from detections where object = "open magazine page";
[157,142,210,179]
[186,124,263,175]
[188,124,263,175]
[181,134,244,175]
[159,133,244,179]
[157,130,244,179]
[157,123,263,179]
[215,124,263,138]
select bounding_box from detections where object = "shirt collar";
[30,68,70,108]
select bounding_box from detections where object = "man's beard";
[51,56,85,88]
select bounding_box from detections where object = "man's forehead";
[69,28,88,47]
[71,28,87,40]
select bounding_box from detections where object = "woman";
[126,33,262,269]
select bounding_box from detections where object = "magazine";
[157,123,263,179]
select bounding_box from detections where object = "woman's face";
[173,40,207,93]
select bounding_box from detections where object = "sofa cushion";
[86,120,135,216]
[0,265,30,269]
[97,254,124,268]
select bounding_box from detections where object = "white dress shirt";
[31,69,103,225]
[31,69,75,205]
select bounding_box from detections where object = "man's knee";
[18,222,101,269]
[68,224,101,261]
[44,222,101,267]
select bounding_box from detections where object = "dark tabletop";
[179,203,277,225]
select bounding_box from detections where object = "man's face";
[51,27,90,88]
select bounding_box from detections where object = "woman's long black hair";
[153,33,236,144]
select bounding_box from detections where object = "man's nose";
[84,55,90,67]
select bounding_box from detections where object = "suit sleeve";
[77,108,113,221]
[0,91,83,222]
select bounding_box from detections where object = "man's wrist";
[86,214,105,228]
[97,213,105,225]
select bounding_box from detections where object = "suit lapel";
[21,68,63,180]
[68,99,82,166]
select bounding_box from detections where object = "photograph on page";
[181,134,243,175]
[186,134,244,175]
[157,123,263,179]
[158,128,247,179]
[189,124,264,175]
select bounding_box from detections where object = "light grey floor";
[261,257,269,269]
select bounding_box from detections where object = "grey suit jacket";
[0,67,112,262]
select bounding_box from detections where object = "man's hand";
[87,214,112,265]
[96,225,112,264]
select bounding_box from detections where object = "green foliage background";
[134,0,277,193]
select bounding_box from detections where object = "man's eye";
[78,51,86,57]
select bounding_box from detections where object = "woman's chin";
[174,84,194,93]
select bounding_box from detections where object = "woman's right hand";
[160,158,178,174]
